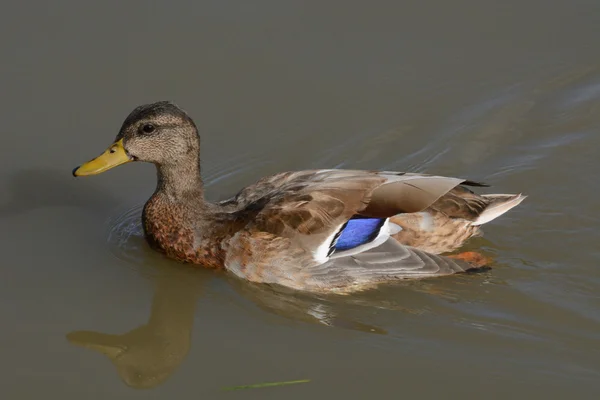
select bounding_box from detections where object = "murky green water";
[2,1,600,398]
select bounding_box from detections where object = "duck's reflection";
[230,280,388,334]
[67,267,204,389]
[65,262,390,389]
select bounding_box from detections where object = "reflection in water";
[229,280,388,335]
[66,205,203,389]
[65,261,392,389]
[64,264,392,389]
[67,267,203,389]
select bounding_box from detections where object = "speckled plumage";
[74,101,526,293]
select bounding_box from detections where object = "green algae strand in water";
[222,379,310,391]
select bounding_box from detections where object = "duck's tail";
[471,194,527,226]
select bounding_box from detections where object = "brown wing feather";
[224,170,466,238]
[251,173,384,237]
[360,176,466,217]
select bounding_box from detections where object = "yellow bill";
[72,139,132,177]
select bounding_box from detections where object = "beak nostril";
[110,147,116,154]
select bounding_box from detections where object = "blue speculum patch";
[333,217,386,252]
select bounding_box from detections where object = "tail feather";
[472,194,527,226]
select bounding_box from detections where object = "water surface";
[1,1,600,399]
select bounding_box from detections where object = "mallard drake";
[73,101,526,293]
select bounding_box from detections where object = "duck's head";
[73,101,199,177]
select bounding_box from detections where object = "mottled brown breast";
[142,196,225,269]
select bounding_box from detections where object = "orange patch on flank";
[447,251,491,268]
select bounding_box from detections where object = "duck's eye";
[141,124,155,134]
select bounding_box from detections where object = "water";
[1,1,600,398]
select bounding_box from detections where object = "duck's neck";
[154,156,206,203]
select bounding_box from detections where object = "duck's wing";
[232,169,465,237]
[225,169,467,214]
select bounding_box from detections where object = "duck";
[73,101,526,294]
